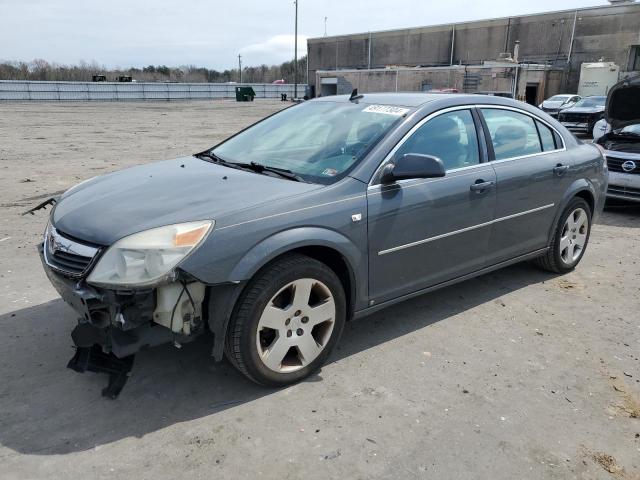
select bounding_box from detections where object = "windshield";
[211,101,408,184]
[548,95,571,102]
[574,97,605,108]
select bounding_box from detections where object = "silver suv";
[593,75,640,203]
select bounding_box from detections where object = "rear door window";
[481,109,542,160]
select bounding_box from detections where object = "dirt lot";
[1,101,639,480]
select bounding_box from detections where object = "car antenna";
[349,88,364,102]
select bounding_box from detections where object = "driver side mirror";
[380,153,446,184]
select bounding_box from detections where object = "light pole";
[294,0,298,99]
[324,16,327,37]
[238,54,242,83]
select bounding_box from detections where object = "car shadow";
[0,262,553,456]
[598,202,640,228]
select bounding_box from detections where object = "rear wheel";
[225,254,346,386]
[534,197,592,273]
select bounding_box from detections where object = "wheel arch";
[547,180,596,245]
[227,227,362,286]
[574,189,595,214]
[207,227,362,361]
[288,245,356,319]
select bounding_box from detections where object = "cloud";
[0,0,604,69]
[240,35,308,65]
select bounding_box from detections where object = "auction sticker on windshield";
[363,105,410,116]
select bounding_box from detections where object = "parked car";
[593,75,640,202]
[557,95,606,135]
[538,94,581,117]
[39,92,607,395]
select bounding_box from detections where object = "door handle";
[470,180,495,193]
[553,164,569,176]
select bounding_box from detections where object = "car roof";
[312,92,448,107]
[311,92,521,108]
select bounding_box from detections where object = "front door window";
[394,109,480,171]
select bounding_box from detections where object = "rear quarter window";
[536,120,557,151]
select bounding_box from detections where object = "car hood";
[541,100,566,109]
[606,75,640,131]
[560,106,603,115]
[52,156,320,245]
[601,138,640,154]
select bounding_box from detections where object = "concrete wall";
[308,3,640,92]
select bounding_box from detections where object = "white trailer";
[578,62,620,97]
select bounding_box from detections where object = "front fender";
[205,226,365,362]
[229,226,363,283]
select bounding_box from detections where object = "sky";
[0,0,605,70]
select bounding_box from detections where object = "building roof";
[308,2,637,43]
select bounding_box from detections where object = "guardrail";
[0,81,308,101]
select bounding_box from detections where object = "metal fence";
[0,81,308,102]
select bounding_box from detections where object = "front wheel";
[225,254,346,387]
[534,197,592,273]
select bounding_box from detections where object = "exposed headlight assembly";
[87,220,213,287]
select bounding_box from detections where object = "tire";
[224,253,346,387]
[534,197,592,273]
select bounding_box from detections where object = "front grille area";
[49,249,93,275]
[606,156,640,174]
[558,113,589,123]
[608,185,640,200]
[44,225,99,277]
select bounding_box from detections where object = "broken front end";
[40,221,211,397]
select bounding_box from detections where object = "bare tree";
[0,56,308,83]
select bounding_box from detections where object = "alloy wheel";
[559,207,588,264]
[256,278,336,373]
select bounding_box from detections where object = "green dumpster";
[235,86,256,102]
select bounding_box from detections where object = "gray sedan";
[39,92,607,395]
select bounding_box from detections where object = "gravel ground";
[0,101,639,480]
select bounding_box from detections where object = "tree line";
[0,56,308,83]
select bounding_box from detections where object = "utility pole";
[294,0,298,99]
[238,54,242,83]
[324,16,327,37]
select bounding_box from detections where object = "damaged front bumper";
[39,243,207,396]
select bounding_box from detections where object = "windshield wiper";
[197,152,305,182]
[240,162,306,182]
[197,151,242,169]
